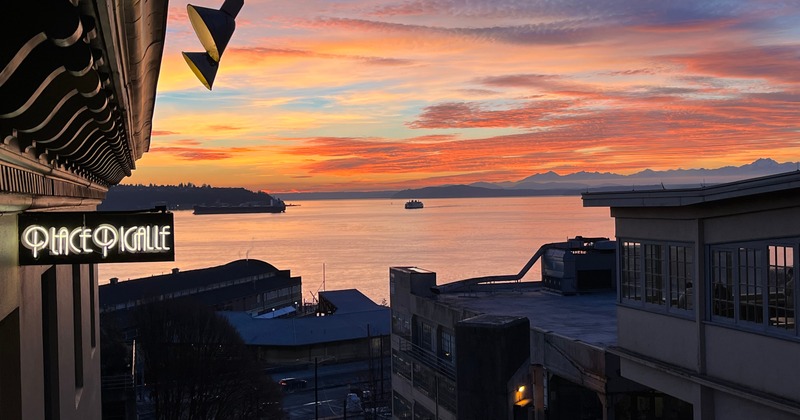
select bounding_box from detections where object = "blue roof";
[318,289,383,314]
[220,308,390,346]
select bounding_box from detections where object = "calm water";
[99,196,614,303]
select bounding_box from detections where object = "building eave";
[582,171,800,208]
[0,0,168,197]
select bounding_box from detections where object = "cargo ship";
[193,198,286,215]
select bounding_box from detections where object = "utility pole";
[367,324,373,392]
[379,335,385,398]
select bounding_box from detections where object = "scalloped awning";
[0,0,168,187]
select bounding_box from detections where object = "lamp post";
[183,0,244,89]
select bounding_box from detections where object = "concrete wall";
[0,213,102,420]
[619,358,700,415]
[617,306,698,370]
[714,389,798,420]
[455,315,530,420]
[615,217,697,243]
[704,205,800,243]
[530,329,608,394]
[705,325,800,401]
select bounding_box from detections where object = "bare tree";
[136,299,283,419]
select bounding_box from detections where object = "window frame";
[618,238,695,317]
[707,240,797,336]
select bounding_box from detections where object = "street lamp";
[183,0,244,90]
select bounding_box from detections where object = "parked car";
[279,378,308,392]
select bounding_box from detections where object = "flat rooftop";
[435,284,617,347]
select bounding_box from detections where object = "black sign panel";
[18,211,175,265]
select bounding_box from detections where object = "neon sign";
[18,211,175,265]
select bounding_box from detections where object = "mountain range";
[308,158,799,200]
[101,158,799,207]
[473,158,799,191]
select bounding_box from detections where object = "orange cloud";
[151,130,179,136]
[149,146,256,161]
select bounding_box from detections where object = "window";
[89,265,96,348]
[392,311,411,339]
[439,329,454,361]
[421,323,433,351]
[393,391,412,419]
[72,265,83,389]
[768,245,794,329]
[392,349,412,380]
[414,401,435,420]
[710,243,797,333]
[621,242,642,301]
[738,248,762,323]
[711,250,734,318]
[644,244,664,305]
[41,267,60,420]
[669,246,693,310]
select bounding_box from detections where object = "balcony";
[396,336,455,381]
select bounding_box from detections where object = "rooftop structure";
[318,288,384,315]
[389,237,680,420]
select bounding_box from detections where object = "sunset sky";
[131,0,800,192]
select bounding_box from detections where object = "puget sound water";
[99,196,615,304]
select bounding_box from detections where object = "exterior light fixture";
[518,385,525,393]
[182,0,243,90]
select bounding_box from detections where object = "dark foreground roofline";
[100,259,296,307]
[582,170,800,208]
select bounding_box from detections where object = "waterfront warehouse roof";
[100,259,299,311]
[0,0,168,207]
[435,284,617,347]
[221,307,390,347]
[318,289,384,314]
[582,170,800,208]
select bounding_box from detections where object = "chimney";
[110,277,118,285]
[172,268,180,275]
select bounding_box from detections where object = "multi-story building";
[583,171,800,419]
[389,238,690,420]
[0,0,168,418]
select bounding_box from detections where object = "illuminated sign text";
[18,211,175,265]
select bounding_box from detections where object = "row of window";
[620,240,797,333]
[392,311,455,362]
[621,242,693,311]
[414,317,455,362]
[710,245,794,330]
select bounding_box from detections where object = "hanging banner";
[18,210,175,265]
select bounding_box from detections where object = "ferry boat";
[404,200,424,209]
[193,198,286,215]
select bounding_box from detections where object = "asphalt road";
[272,359,391,420]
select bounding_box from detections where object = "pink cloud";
[666,44,800,85]
[407,100,575,129]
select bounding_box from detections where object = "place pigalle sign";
[18,210,174,265]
